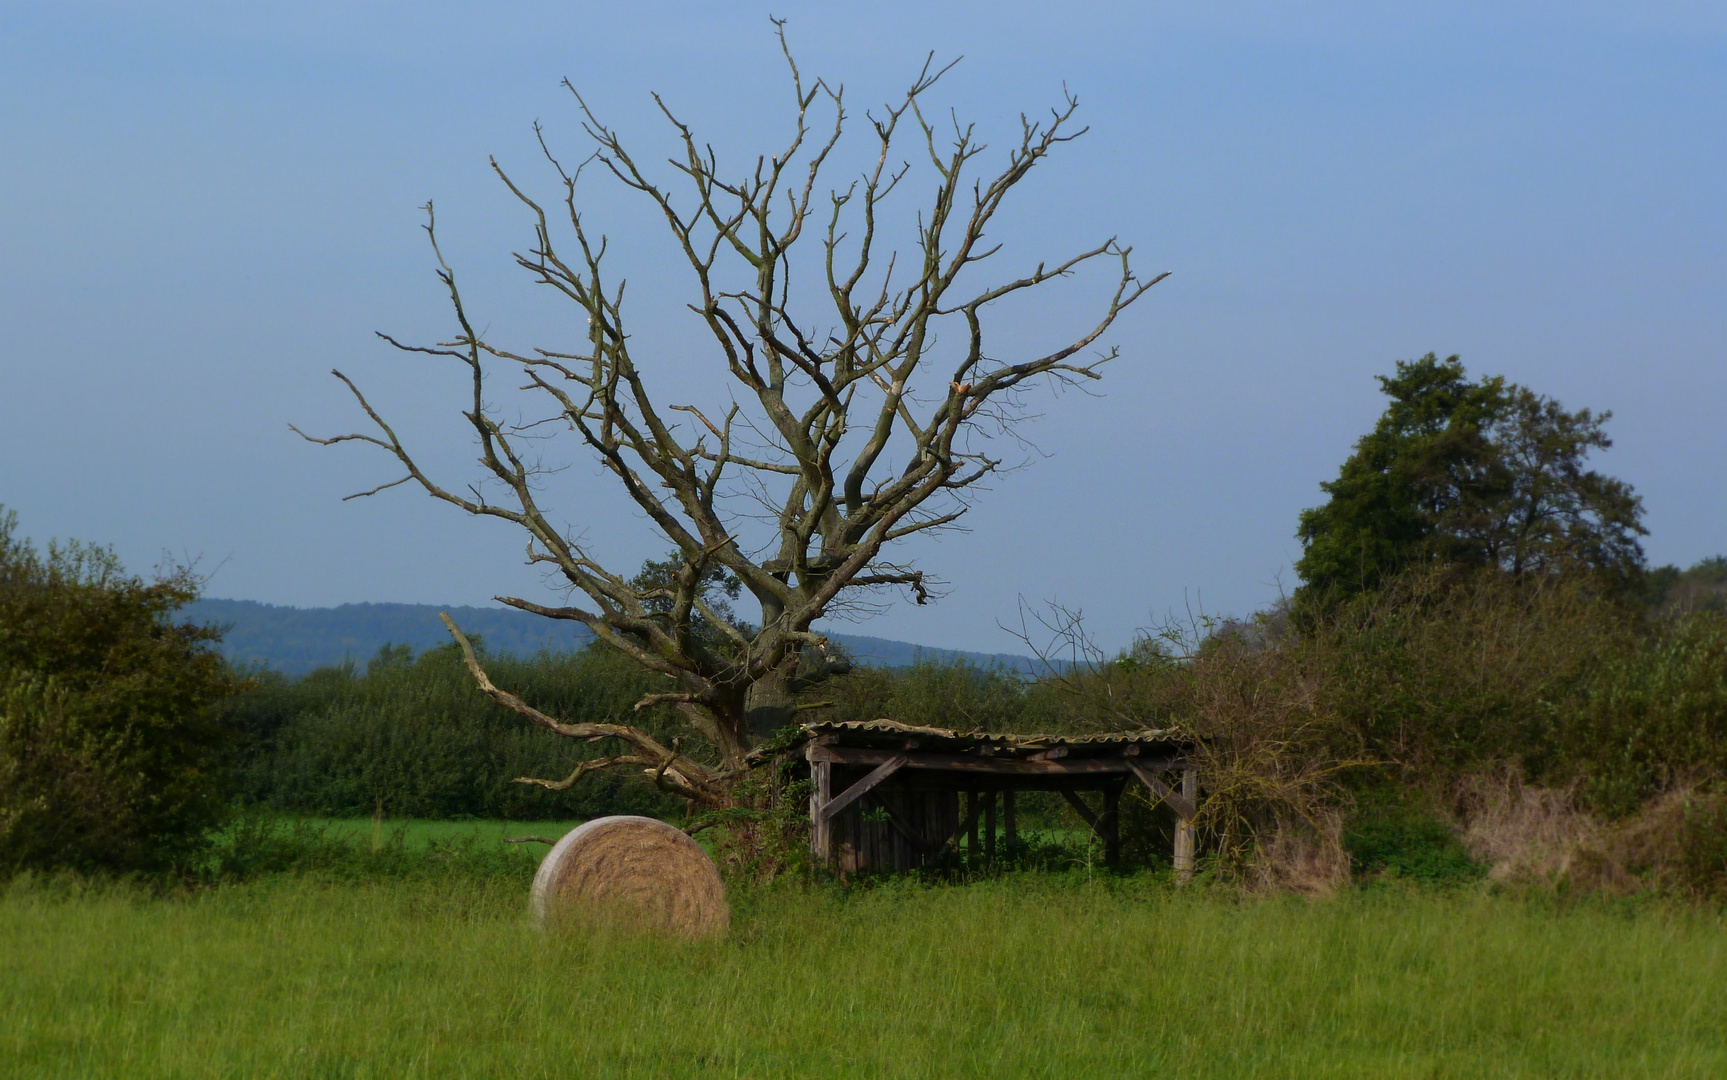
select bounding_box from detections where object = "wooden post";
[1102,782,1121,866]
[984,790,997,864]
[1003,790,1017,853]
[817,755,908,823]
[967,791,980,859]
[947,791,984,868]
[810,757,832,868]
[1174,765,1197,883]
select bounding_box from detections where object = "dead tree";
[297,23,1165,807]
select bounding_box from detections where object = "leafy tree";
[1470,386,1644,580]
[1295,354,1645,610]
[1646,556,1727,615]
[0,509,241,874]
[626,555,749,649]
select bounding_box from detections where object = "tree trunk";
[744,669,798,742]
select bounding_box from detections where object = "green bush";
[1343,796,1485,886]
[1303,572,1635,777]
[195,814,541,885]
[229,641,684,820]
[1011,570,1725,877]
[1562,611,1727,817]
[0,510,240,874]
[1678,794,1727,898]
[817,657,1044,732]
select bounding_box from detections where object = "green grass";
[185,816,581,883]
[278,816,586,851]
[239,815,1090,871]
[4,869,1726,1078]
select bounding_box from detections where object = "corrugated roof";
[787,717,1192,755]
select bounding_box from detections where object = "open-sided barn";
[778,720,1197,878]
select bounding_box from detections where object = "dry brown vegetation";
[1449,769,1727,898]
[941,569,1727,896]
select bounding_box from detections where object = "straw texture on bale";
[531,815,729,939]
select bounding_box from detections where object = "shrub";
[0,510,240,874]
[1306,571,1636,777]
[1562,611,1727,817]
[1343,796,1485,886]
[1022,569,1711,883]
[817,658,1041,732]
[1677,794,1727,898]
[231,641,684,820]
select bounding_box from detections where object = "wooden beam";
[1061,789,1101,834]
[943,794,984,861]
[1174,767,1197,884]
[984,791,997,864]
[807,744,1172,777]
[1004,790,1017,851]
[1125,758,1197,820]
[1102,781,1122,866]
[809,755,832,865]
[818,754,910,822]
[842,775,1110,794]
[867,792,937,859]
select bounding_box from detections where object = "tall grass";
[4,872,1724,1078]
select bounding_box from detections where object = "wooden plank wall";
[834,788,960,873]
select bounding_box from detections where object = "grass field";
[282,816,587,851]
[5,857,1727,1079]
[218,815,1091,870]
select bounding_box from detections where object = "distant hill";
[181,598,1042,677]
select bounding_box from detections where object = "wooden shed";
[786,719,1198,879]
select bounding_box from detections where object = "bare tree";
[298,23,1165,807]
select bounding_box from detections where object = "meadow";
[5,855,1726,1079]
[7,535,1727,1078]
[273,816,587,852]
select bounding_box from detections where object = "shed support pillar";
[984,791,997,864]
[810,756,832,867]
[1174,766,1197,884]
[1102,782,1122,866]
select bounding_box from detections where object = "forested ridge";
[181,598,1040,677]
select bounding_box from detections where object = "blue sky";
[2,2,1722,652]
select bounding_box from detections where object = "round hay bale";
[531,815,729,940]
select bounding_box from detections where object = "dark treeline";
[221,638,1058,822]
[222,556,1727,832]
[223,641,685,821]
[181,597,1043,678]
